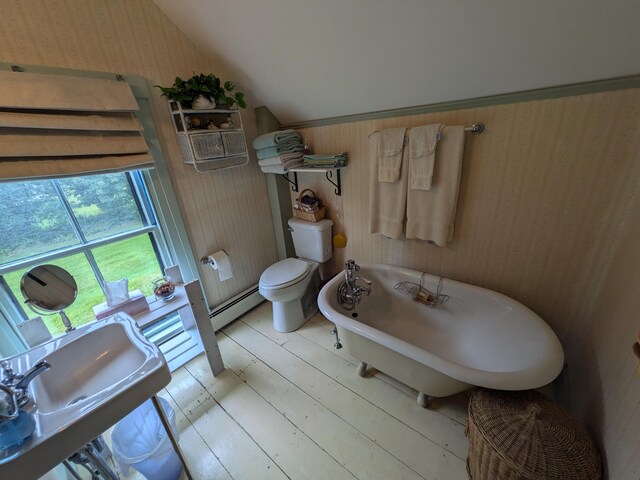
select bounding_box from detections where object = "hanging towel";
[257,152,304,167]
[252,129,300,150]
[406,126,465,245]
[409,124,443,190]
[369,130,409,239]
[376,127,407,183]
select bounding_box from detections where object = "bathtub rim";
[318,262,565,391]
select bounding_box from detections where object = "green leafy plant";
[155,73,246,109]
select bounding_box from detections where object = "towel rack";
[465,123,485,134]
[368,122,485,139]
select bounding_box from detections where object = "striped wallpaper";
[294,88,640,478]
[0,0,279,306]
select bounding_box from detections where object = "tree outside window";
[0,172,168,336]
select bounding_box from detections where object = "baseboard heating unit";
[209,284,264,331]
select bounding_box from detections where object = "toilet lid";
[260,258,310,288]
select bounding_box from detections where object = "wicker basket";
[293,188,326,222]
[467,389,601,480]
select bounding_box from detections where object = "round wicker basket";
[467,389,601,480]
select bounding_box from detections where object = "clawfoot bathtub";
[318,263,564,407]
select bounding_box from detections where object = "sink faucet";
[338,260,372,311]
[1,360,51,408]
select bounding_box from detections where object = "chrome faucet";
[337,260,372,311]
[1,360,51,407]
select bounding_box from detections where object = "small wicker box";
[292,188,326,222]
[189,131,224,160]
[467,389,601,480]
[221,131,247,157]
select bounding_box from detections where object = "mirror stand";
[59,311,75,333]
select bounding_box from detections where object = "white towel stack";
[257,152,304,174]
[252,129,305,173]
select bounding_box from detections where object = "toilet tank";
[288,218,333,262]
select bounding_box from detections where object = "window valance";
[0,71,153,181]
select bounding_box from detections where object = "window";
[0,171,170,336]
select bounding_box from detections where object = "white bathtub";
[318,263,564,405]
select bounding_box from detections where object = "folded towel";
[296,194,320,212]
[260,159,303,174]
[256,143,305,160]
[376,127,407,183]
[369,131,408,239]
[302,152,348,168]
[252,129,301,150]
[409,124,443,190]
[258,152,304,167]
[406,126,465,245]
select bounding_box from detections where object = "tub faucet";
[1,360,51,408]
[338,260,372,310]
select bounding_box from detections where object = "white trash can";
[111,397,182,480]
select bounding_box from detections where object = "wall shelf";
[168,101,249,173]
[282,167,343,196]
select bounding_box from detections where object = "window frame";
[0,171,172,323]
[0,63,202,356]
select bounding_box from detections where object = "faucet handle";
[1,360,12,374]
[345,259,360,271]
[1,361,20,385]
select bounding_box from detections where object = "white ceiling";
[153,0,640,125]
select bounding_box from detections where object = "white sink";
[0,313,171,479]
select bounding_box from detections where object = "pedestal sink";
[0,313,171,479]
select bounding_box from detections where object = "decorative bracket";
[281,168,342,196]
[325,169,341,196]
[282,171,299,192]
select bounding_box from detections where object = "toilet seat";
[259,258,311,290]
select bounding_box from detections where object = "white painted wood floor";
[129,302,470,480]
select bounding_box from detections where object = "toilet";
[259,218,333,332]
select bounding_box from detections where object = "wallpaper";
[294,88,640,478]
[0,0,279,306]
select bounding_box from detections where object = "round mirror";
[20,265,77,313]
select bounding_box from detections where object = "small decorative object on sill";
[153,276,176,302]
[293,188,326,222]
[104,279,130,307]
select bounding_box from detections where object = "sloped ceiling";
[153,0,640,125]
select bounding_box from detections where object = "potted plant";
[155,73,247,110]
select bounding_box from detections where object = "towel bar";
[368,122,484,139]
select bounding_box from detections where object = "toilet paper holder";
[200,250,230,266]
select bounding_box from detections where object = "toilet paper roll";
[208,250,233,281]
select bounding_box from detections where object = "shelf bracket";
[282,171,299,192]
[326,169,342,196]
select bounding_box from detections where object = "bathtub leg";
[417,392,430,408]
[356,361,368,377]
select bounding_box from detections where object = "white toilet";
[259,218,333,332]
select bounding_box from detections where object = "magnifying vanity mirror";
[20,265,78,333]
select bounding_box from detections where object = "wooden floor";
[132,302,470,480]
